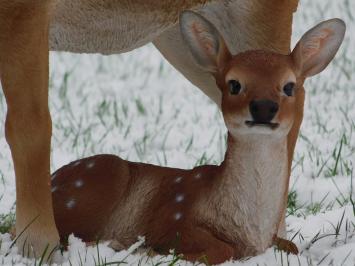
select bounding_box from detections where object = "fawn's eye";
[283,82,295,96]
[228,80,242,95]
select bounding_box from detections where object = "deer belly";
[50,0,179,53]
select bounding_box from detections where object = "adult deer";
[0,0,300,258]
[51,12,345,264]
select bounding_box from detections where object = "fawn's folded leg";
[173,227,236,264]
[0,1,59,259]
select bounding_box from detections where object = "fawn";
[51,11,345,264]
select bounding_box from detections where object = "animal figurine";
[51,11,345,264]
[0,1,300,256]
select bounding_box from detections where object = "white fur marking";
[87,161,95,169]
[174,212,183,220]
[194,173,202,179]
[66,199,76,209]
[174,176,183,183]
[175,193,184,203]
[51,173,57,180]
[75,179,84,188]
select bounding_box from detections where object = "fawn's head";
[180,11,345,137]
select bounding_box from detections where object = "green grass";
[0,213,15,235]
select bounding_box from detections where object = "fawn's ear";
[291,18,345,77]
[180,10,231,74]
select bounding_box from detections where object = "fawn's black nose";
[249,99,279,123]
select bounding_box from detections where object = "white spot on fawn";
[175,193,184,203]
[51,186,58,193]
[72,161,81,167]
[174,212,183,220]
[195,173,202,179]
[87,161,95,169]
[174,176,183,183]
[66,199,76,209]
[75,179,84,188]
[51,173,57,180]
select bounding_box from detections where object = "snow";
[0,0,354,265]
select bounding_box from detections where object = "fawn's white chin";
[244,126,278,135]
[230,121,289,137]
[245,121,279,129]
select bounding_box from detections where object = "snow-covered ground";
[0,0,354,265]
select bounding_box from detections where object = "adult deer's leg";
[0,1,59,257]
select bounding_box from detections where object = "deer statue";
[0,0,302,258]
[50,11,345,264]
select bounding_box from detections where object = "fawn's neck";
[209,133,289,251]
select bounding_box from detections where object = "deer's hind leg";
[0,1,59,258]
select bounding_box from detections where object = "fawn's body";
[53,135,287,262]
[52,12,345,263]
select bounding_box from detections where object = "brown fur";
[51,18,346,260]
[0,1,59,258]
[0,0,300,258]
[49,0,212,53]
[154,2,302,241]
[51,48,311,264]
[52,148,286,265]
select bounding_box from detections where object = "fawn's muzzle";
[249,99,279,123]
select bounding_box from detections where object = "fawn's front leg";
[172,227,238,265]
[0,1,59,258]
